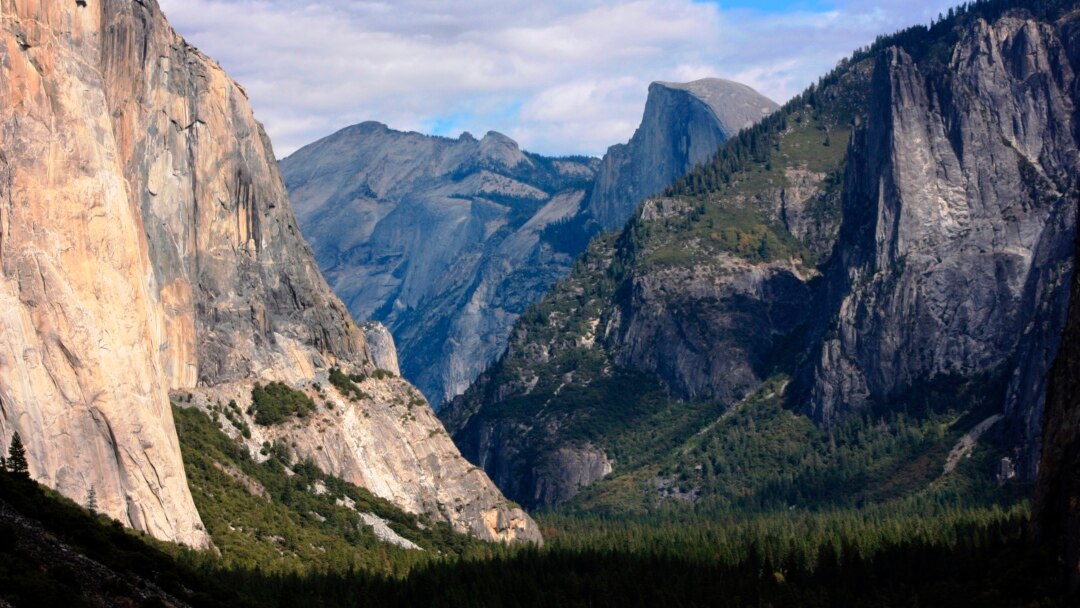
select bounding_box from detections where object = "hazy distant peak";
[479,130,527,166]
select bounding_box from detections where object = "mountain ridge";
[283,78,778,407]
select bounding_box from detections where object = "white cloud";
[158,0,958,157]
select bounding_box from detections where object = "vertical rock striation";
[281,123,598,406]
[1036,202,1080,588]
[0,0,211,547]
[804,18,1080,478]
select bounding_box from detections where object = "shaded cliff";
[283,81,776,407]
[445,3,1080,511]
[1036,201,1080,589]
[0,0,537,546]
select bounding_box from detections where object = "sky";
[158,0,959,158]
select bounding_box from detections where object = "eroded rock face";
[1036,201,1080,589]
[284,81,776,408]
[587,79,779,229]
[0,0,211,547]
[362,322,400,376]
[0,0,538,546]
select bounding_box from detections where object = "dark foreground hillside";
[0,469,1068,607]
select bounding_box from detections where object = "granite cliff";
[282,81,776,407]
[0,0,537,546]
[444,4,1080,510]
[803,14,1080,481]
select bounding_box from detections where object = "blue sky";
[159,0,958,157]
[701,1,836,12]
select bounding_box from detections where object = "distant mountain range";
[282,79,778,406]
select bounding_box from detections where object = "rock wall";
[284,80,776,408]
[804,18,1079,472]
[1036,201,1080,590]
[186,372,541,544]
[362,322,401,376]
[0,0,538,546]
[445,9,1080,508]
[0,0,210,547]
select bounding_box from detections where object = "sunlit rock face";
[0,0,538,546]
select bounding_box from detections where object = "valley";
[1,0,1079,605]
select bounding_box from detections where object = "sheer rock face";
[804,18,1079,480]
[0,0,538,546]
[282,80,777,408]
[1036,200,1080,589]
[586,79,779,229]
[362,322,400,376]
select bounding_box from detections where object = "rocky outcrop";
[0,0,537,546]
[362,322,401,376]
[283,80,776,408]
[586,79,778,229]
[444,71,848,509]
[185,372,541,544]
[281,123,598,406]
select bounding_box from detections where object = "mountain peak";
[479,130,526,166]
[651,77,779,135]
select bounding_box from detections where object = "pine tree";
[86,485,98,512]
[7,431,29,478]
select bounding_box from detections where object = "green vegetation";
[0,467,1068,607]
[6,2,1079,606]
[174,406,489,574]
[447,0,1072,522]
[328,367,370,402]
[641,201,812,268]
[0,422,1070,606]
[3,432,28,478]
[210,399,252,438]
[0,469,244,607]
[248,382,315,425]
[570,375,1026,515]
